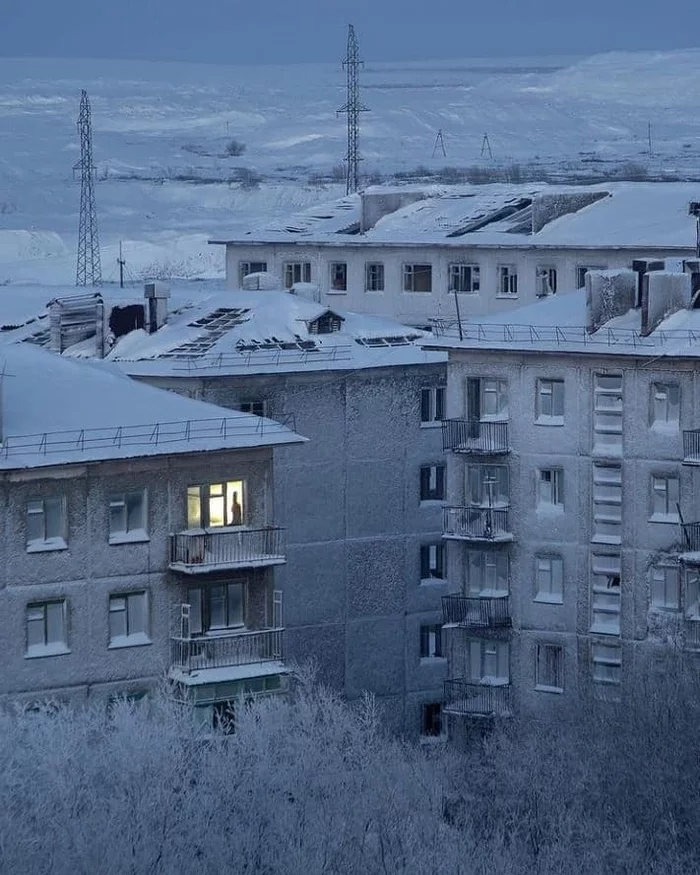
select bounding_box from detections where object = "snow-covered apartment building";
[0,283,449,738]
[211,182,700,328]
[0,340,303,725]
[424,264,700,731]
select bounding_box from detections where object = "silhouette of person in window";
[229,491,242,526]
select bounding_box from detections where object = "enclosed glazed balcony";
[170,627,284,675]
[442,419,509,455]
[442,595,511,629]
[169,527,286,574]
[443,507,514,543]
[443,679,512,718]
[683,430,700,465]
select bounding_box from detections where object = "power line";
[76,90,102,287]
[337,24,369,195]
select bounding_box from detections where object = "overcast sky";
[2,0,698,65]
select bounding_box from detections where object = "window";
[536,266,557,296]
[590,553,621,635]
[650,474,680,522]
[187,481,244,528]
[238,399,267,417]
[283,261,311,288]
[651,565,680,610]
[466,377,508,421]
[466,550,509,596]
[592,642,621,684]
[448,263,480,294]
[535,555,564,603]
[650,383,680,428]
[420,543,445,581]
[685,569,700,618]
[403,263,432,293]
[420,387,445,424]
[109,489,147,543]
[365,262,385,292]
[576,265,606,289]
[536,644,563,692]
[593,373,623,456]
[537,469,564,508]
[498,265,518,297]
[238,261,267,286]
[420,703,444,738]
[536,379,564,421]
[420,465,445,502]
[592,464,622,544]
[26,601,68,657]
[467,639,509,683]
[188,582,244,634]
[109,592,149,647]
[466,465,509,507]
[27,496,67,551]
[420,625,443,659]
[329,262,347,292]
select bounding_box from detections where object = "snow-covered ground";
[1,50,700,285]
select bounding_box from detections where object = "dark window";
[420,543,445,580]
[420,465,445,501]
[421,387,445,423]
[330,262,347,291]
[403,264,432,293]
[421,703,443,737]
[420,625,443,658]
[366,262,385,292]
[238,400,266,417]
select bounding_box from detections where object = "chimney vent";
[144,281,170,333]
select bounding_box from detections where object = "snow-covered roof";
[0,285,445,377]
[425,287,700,359]
[0,342,304,471]
[210,182,700,250]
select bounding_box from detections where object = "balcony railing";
[443,679,512,718]
[442,419,509,455]
[680,522,700,556]
[171,628,284,674]
[442,595,511,628]
[169,527,285,573]
[443,507,513,542]
[684,619,700,649]
[683,430,700,464]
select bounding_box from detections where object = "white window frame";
[497,265,518,297]
[365,262,385,292]
[590,553,621,635]
[238,260,267,286]
[26,496,67,553]
[650,382,680,428]
[283,261,311,288]
[591,642,621,685]
[419,624,443,660]
[109,489,148,545]
[466,464,510,507]
[26,600,69,657]
[651,565,680,611]
[403,263,432,293]
[478,378,508,421]
[420,543,445,581]
[535,643,564,693]
[650,474,680,522]
[329,262,347,293]
[537,468,564,509]
[536,266,557,296]
[536,378,564,423]
[188,581,245,635]
[466,550,509,597]
[534,555,564,604]
[448,263,480,294]
[467,638,509,684]
[108,591,150,648]
[420,387,445,426]
[592,463,622,545]
[187,480,245,529]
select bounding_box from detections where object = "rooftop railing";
[169,527,286,573]
[443,679,512,718]
[442,419,509,454]
[171,628,283,674]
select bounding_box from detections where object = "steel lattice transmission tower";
[75,89,102,286]
[337,24,369,195]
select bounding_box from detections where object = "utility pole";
[432,129,447,158]
[337,24,369,195]
[75,90,102,286]
[117,241,126,289]
[648,120,653,157]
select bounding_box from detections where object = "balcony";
[443,507,514,543]
[683,430,700,464]
[442,419,509,455]
[679,522,700,562]
[443,679,512,718]
[442,595,511,629]
[170,627,284,675]
[684,619,700,650]
[169,527,285,574]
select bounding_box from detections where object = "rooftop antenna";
[432,129,447,158]
[75,89,102,287]
[481,132,493,160]
[337,24,369,195]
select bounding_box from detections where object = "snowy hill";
[0,50,699,285]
